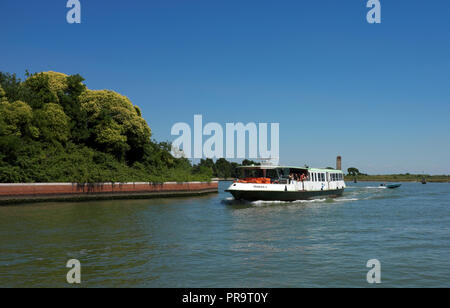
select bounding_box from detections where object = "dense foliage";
[194,158,260,179]
[0,71,213,183]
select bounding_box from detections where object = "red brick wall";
[0,182,218,197]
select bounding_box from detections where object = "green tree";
[79,89,151,161]
[230,162,240,178]
[193,158,215,175]
[57,74,89,143]
[347,167,360,176]
[21,72,59,109]
[0,85,7,102]
[0,100,38,138]
[33,103,70,143]
[0,72,23,102]
[214,158,233,178]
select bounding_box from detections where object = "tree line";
[0,71,213,183]
[194,158,260,179]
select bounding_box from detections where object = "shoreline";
[0,181,218,205]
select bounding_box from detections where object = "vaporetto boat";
[225,165,345,201]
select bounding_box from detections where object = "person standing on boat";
[300,173,306,191]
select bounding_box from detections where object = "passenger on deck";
[300,174,306,190]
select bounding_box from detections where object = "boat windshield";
[239,168,279,179]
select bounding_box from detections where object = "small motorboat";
[381,183,401,189]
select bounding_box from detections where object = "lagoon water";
[0,181,449,287]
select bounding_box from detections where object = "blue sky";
[1,0,449,174]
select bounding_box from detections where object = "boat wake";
[251,198,327,206]
[346,186,386,189]
[221,196,358,207]
[333,198,359,202]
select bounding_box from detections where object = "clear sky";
[1,0,449,174]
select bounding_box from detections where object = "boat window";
[240,169,264,178]
[281,168,291,179]
[321,173,325,181]
[266,169,279,180]
[242,169,272,178]
[274,168,288,179]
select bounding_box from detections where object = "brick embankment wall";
[0,181,218,205]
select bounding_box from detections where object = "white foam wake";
[251,198,327,206]
[334,198,359,202]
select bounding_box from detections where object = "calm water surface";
[0,181,449,287]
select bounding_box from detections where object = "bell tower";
[336,156,342,170]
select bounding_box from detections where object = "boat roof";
[237,165,343,172]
